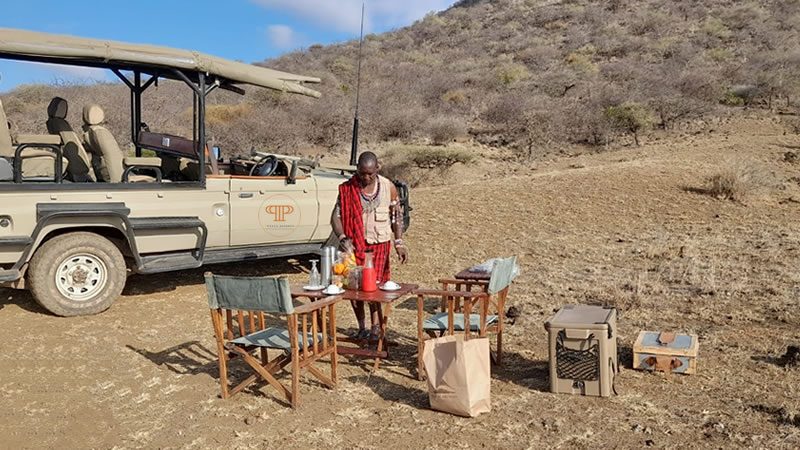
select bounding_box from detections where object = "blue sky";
[0,0,455,92]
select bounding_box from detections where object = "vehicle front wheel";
[27,232,126,316]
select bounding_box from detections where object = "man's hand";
[395,244,409,264]
[340,237,354,253]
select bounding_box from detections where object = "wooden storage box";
[633,331,698,374]
[544,305,618,397]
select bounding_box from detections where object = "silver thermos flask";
[320,246,336,286]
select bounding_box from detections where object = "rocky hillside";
[3,0,800,157]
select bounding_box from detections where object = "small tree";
[604,102,653,146]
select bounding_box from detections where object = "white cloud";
[21,61,108,82]
[267,24,303,49]
[252,0,457,34]
[48,64,108,81]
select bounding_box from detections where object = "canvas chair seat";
[231,326,322,350]
[423,312,499,332]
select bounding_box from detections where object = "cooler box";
[544,305,618,397]
[633,331,698,374]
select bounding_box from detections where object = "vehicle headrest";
[47,97,68,119]
[82,104,104,126]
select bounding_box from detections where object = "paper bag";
[423,335,491,417]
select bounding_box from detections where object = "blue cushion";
[231,326,320,350]
[423,312,499,331]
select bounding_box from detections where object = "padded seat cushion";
[231,326,321,350]
[423,312,499,331]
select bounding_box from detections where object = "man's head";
[356,151,379,187]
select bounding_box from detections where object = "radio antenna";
[349,2,365,166]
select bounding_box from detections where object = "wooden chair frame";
[440,277,511,365]
[415,289,490,381]
[209,295,338,408]
[414,276,512,380]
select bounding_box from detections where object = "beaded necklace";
[360,181,381,214]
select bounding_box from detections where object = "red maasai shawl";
[339,177,391,282]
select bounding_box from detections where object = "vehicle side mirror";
[288,159,298,185]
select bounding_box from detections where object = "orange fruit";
[333,263,346,275]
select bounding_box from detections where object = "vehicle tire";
[27,232,126,317]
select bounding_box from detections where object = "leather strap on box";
[657,331,676,346]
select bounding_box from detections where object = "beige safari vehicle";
[0,29,410,316]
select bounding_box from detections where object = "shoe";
[368,326,382,343]
[349,328,370,340]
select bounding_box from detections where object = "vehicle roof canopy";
[0,28,321,97]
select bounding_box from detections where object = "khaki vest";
[364,175,393,244]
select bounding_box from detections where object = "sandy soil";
[1,115,799,449]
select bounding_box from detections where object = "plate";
[380,283,402,291]
[303,285,325,291]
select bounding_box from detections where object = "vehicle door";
[228,169,318,246]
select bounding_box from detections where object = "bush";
[565,52,598,74]
[426,115,468,145]
[721,85,760,106]
[705,161,771,201]
[604,102,653,145]
[380,145,473,187]
[373,108,421,142]
[441,89,468,105]
[408,147,473,169]
[496,63,531,86]
[205,103,252,127]
[701,17,733,41]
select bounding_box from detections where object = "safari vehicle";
[0,29,410,316]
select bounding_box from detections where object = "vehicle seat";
[82,104,158,183]
[0,98,64,179]
[46,97,96,182]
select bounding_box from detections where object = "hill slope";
[2,0,800,157]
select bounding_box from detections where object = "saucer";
[380,283,401,291]
[303,285,325,291]
[322,285,345,295]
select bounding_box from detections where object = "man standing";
[331,151,408,340]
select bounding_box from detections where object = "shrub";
[371,107,423,142]
[409,147,473,169]
[720,85,759,106]
[701,17,733,41]
[380,145,473,187]
[426,115,468,145]
[496,63,531,86]
[205,103,252,127]
[441,89,468,105]
[565,52,598,74]
[604,102,653,145]
[704,162,771,201]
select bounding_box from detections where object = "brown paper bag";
[423,335,491,417]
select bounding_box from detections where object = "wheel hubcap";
[55,253,108,301]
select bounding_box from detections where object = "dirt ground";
[1,115,799,449]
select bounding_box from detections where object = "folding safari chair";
[415,256,517,380]
[205,272,338,408]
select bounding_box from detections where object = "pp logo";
[265,205,295,222]
[259,195,300,236]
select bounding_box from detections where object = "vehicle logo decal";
[265,204,295,222]
[259,195,301,237]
